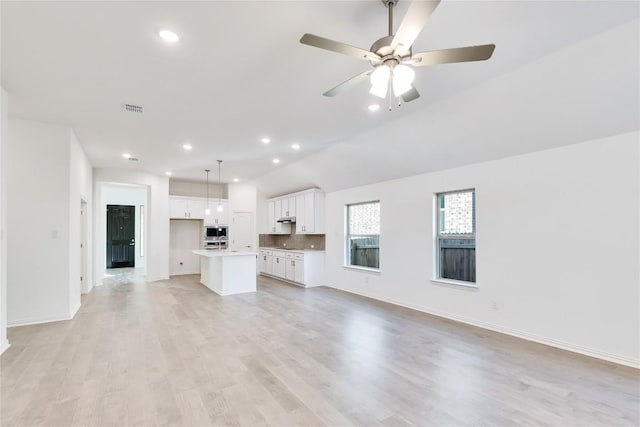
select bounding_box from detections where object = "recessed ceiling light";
[272,158,280,164]
[261,137,271,144]
[165,171,172,176]
[233,178,239,182]
[291,144,300,150]
[182,144,192,151]
[159,29,179,43]
[122,153,131,159]
[368,104,381,112]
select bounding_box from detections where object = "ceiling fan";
[300,0,495,105]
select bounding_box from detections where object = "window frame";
[344,200,381,272]
[434,189,476,287]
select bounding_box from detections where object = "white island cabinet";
[193,250,258,296]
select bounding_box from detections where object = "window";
[436,190,475,283]
[346,201,380,270]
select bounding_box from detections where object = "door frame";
[231,211,255,251]
[106,204,136,269]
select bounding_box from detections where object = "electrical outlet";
[491,301,498,310]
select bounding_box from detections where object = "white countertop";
[260,247,325,253]
[193,249,258,257]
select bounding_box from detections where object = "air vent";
[128,157,139,162]
[124,104,144,114]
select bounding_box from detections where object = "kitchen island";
[192,249,258,296]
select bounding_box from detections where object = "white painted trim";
[0,340,10,355]
[145,276,169,282]
[169,271,199,276]
[69,301,81,319]
[342,265,381,273]
[8,312,77,327]
[431,278,478,289]
[329,285,640,369]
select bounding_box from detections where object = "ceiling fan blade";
[300,34,381,62]
[401,86,420,103]
[412,44,496,66]
[323,70,373,97]
[391,0,441,55]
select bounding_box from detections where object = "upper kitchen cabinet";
[170,196,205,219]
[281,196,296,218]
[295,190,324,234]
[265,189,324,235]
[204,200,229,226]
[267,200,291,234]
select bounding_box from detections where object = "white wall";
[6,118,91,325]
[69,130,93,299]
[0,88,8,352]
[324,132,640,368]
[170,179,226,199]
[100,184,147,273]
[170,219,202,275]
[93,168,169,283]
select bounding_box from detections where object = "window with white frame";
[436,190,476,283]
[346,201,380,270]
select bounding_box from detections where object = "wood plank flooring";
[2,273,639,426]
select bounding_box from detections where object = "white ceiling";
[2,1,638,197]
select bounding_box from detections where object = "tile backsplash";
[259,228,325,250]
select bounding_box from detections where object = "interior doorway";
[231,212,253,251]
[106,205,135,268]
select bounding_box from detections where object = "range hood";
[277,217,296,223]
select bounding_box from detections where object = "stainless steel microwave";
[204,225,228,240]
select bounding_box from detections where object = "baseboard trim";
[169,271,199,276]
[329,286,640,369]
[69,301,81,319]
[0,340,10,355]
[146,275,170,282]
[8,311,77,328]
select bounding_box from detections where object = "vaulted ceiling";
[2,1,638,197]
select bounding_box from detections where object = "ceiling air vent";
[124,103,144,114]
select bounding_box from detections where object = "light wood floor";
[2,273,638,426]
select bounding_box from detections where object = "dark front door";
[107,205,135,268]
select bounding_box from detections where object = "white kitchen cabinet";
[267,201,276,233]
[295,190,325,234]
[272,252,286,278]
[259,248,324,287]
[204,200,228,225]
[188,198,205,219]
[293,259,304,283]
[281,196,296,217]
[170,196,207,219]
[266,200,290,234]
[265,252,273,275]
[259,250,267,273]
[285,257,295,281]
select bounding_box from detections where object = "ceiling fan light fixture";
[369,65,390,98]
[392,64,415,96]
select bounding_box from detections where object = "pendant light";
[216,160,224,213]
[204,169,211,215]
